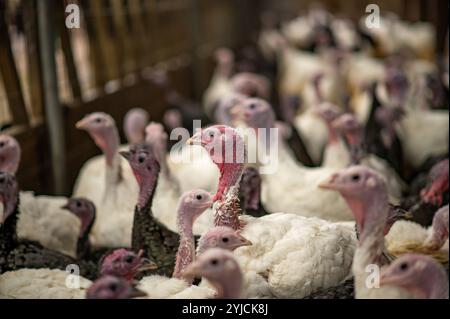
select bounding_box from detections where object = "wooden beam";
[0,1,29,127]
[23,0,45,121]
[55,0,83,101]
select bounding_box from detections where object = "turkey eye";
[138,156,145,163]
[249,103,256,109]
[0,177,4,184]
[109,283,118,291]
[210,259,218,266]
[95,118,102,123]
[76,201,82,208]
[351,174,360,182]
[222,237,229,243]
[124,255,134,263]
[208,131,214,138]
[400,262,409,271]
[196,195,202,200]
[0,142,4,147]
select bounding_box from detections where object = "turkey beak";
[75,117,90,130]
[128,286,147,299]
[119,151,131,161]
[236,233,252,248]
[378,267,399,288]
[186,132,202,146]
[230,106,248,121]
[137,258,158,272]
[391,205,413,221]
[318,173,339,190]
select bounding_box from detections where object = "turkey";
[123,108,150,145]
[402,158,449,226]
[395,78,449,169]
[196,226,252,256]
[0,268,93,299]
[182,248,243,299]
[187,124,357,298]
[0,134,80,257]
[319,165,447,298]
[74,112,140,247]
[378,254,448,299]
[86,276,147,299]
[231,98,354,220]
[145,122,215,234]
[331,112,406,203]
[0,248,156,299]
[119,142,180,276]
[0,172,97,280]
[60,197,96,260]
[385,204,449,265]
[172,189,213,281]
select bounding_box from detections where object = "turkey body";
[234,213,356,298]
[0,268,91,299]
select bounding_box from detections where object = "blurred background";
[0,0,448,196]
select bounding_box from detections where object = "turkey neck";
[214,272,242,299]
[0,195,19,252]
[173,212,196,281]
[350,192,389,298]
[76,211,95,260]
[132,170,179,277]
[97,127,122,197]
[214,160,245,230]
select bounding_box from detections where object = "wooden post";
[23,0,45,122]
[37,0,66,194]
[55,0,82,101]
[0,1,29,127]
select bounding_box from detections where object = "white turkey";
[187,124,357,298]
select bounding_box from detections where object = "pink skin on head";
[76,112,120,167]
[61,198,96,238]
[319,166,389,243]
[214,48,234,78]
[173,189,213,280]
[214,93,246,125]
[196,226,252,256]
[230,98,275,132]
[375,106,404,148]
[380,254,448,299]
[425,205,449,250]
[86,276,147,299]
[0,172,19,224]
[231,73,270,100]
[420,159,449,206]
[187,125,246,230]
[163,109,183,131]
[384,68,409,106]
[100,249,156,282]
[313,102,342,145]
[0,135,21,174]
[123,108,149,145]
[332,113,364,147]
[332,113,364,162]
[182,248,243,299]
[120,143,160,209]
[187,125,246,203]
[144,122,169,175]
